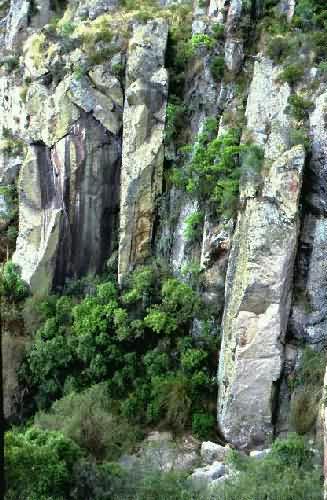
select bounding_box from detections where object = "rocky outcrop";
[118,19,168,282]
[324,367,327,499]
[217,144,305,449]
[14,115,120,292]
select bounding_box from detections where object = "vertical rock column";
[289,88,327,347]
[118,19,168,282]
[218,146,305,449]
[217,57,305,449]
[324,366,327,500]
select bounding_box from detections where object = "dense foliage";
[5,427,81,499]
[171,119,264,217]
[216,434,323,500]
[5,429,322,500]
[20,264,218,435]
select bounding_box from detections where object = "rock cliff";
[1,0,327,492]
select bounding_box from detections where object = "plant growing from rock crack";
[170,118,264,217]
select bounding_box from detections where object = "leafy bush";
[171,119,264,216]
[165,100,186,145]
[35,384,139,461]
[0,185,18,222]
[192,412,216,440]
[0,129,25,156]
[0,261,29,303]
[183,211,204,242]
[190,33,215,52]
[210,55,225,80]
[5,427,81,499]
[211,23,225,41]
[71,460,128,500]
[22,266,218,434]
[214,434,323,500]
[286,93,314,121]
[290,347,326,434]
[289,127,310,150]
[279,63,305,85]
[266,34,292,63]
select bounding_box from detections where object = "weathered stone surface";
[209,0,226,21]
[26,79,80,147]
[249,448,271,459]
[89,66,124,107]
[120,432,200,473]
[5,0,30,49]
[13,145,63,292]
[278,0,295,22]
[14,115,120,291]
[201,441,229,464]
[69,76,122,135]
[3,331,29,421]
[0,76,27,142]
[200,216,232,309]
[245,57,291,160]
[289,90,327,348]
[217,145,305,449]
[324,366,327,499]
[71,0,119,20]
[224,38,243,73]
[226,0,242,33]
[118,19,168,282]
[190,461,225,486]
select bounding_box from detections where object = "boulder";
[190,461,225,486]
[201,441,229,464]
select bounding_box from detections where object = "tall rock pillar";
[118,19,168,282]
[217,57,305,449]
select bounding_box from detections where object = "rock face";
[118,19,168,282]
[289,89,327,348]
[2,0,327,471]
[324,367,327,499]
[201,441,229,464]
[14,115,120,292]
[217,145,305,448]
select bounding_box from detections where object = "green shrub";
[131,470,197,500]
[171,119,264,216]
[266,35,292,63]
[150,373,192,430]
[192,412,216,439]
[0,261,29,303]
[0,184,18,222]
[215,434,322,500]
[5,427,81,499]
[165,100,186,144]
[183,211,204,242]
[0,129,25,156]
[71,460,129,500]
[286,94,314,121]
[290,347,326,434]
[279,63,305,85]
[211,23,225,41]
[35,384,139,461]
[190,33,215,52]
[210,55,225,80]
[289,127,310,150]
[22,265,217,432]
[0,55,19,72]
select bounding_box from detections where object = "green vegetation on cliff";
[20,263,218,435]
